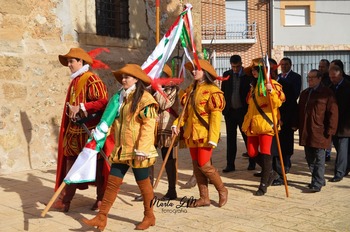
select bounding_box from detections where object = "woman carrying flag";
[82,64,159,231]
[242,58,285,196]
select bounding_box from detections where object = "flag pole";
[262,60,289,198]
[41,182,66,217]
[78,122,111,167]
[257,24,289,197]
[156,0,160,44]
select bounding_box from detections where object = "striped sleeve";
[208,92,225,112]
[85,74,108,113]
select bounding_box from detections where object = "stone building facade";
[0,0,201,174]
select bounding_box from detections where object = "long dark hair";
[130,80,147,114]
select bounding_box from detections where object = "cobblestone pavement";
[1,133,350,232]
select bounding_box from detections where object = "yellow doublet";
[110,90,159,168]
[242,79,285,136]
[173,82,225,148]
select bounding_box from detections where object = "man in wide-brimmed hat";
[52,47,109,212]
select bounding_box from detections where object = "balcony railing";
[201,22,257,44]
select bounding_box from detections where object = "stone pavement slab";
[0,136,350,232]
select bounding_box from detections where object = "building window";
[225,0,247,38]
[285,6,310,26]
[95,0,129,38]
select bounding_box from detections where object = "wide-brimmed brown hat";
[162,64,172,77]
[244,57,264,74]
[185,59,218,79]
[58,48,93,66]
[112,64,152,85]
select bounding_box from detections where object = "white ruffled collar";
[119,84,136,103]
[70,64,90,80]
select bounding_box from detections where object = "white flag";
[63,147,98,185]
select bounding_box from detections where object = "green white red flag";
[141,4,199,79]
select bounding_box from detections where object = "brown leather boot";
[190,160,210,207]
[51,198,70,212]
[135,178,156,230]
[82,175,123,231]
[182,174,197,189]
[51,184,74,213]
[200,161,228,207]
[134,166,155,202]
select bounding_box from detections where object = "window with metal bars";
[95,0,129,39]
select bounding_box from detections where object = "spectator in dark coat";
[319,59,331,87]
[274,57,301,173]
[298,69,338,192]
[270,58,298,186]
[221,55,254,172]
[331,59,350,82]
[278,57,302,100]
[329,64,350,182]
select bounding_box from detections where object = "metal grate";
[96,0,129,38]
[285,50,350,90]
[201,22,257,41]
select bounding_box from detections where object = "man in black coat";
[221,55,253,172]
[273,57,301,174]
[329,64,350,182]
[270,58,298,185]
[278,57,302,101]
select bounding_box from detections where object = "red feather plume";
[88,48,110,69]
[216,75,230,81]
[150,77,184,101]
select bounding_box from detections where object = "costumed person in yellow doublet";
[82,64,159,231]
[242,58,285,196]
[53,48,109,212]
[172,59,228,207]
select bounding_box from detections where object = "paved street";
[1,131,350,232]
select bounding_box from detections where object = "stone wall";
[0,0,195,174]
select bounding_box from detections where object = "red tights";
[189,147,212,167]
[247,135,273,158]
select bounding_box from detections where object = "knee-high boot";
[255,154,277,196]
[253,153,264,168]
[161,159,177,200]
[182,174,197,189]
[135,178,156,230]
[199,161,228,207]
[82,175,123,231]
[134,166,154,202]
[91,158,105,211]
[190,160,210,207]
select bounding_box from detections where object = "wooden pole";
[156,0,160,44]
[264,68,289,198]
[256,23,288,197]
[154,83,195,189]
[41,182,66,217]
